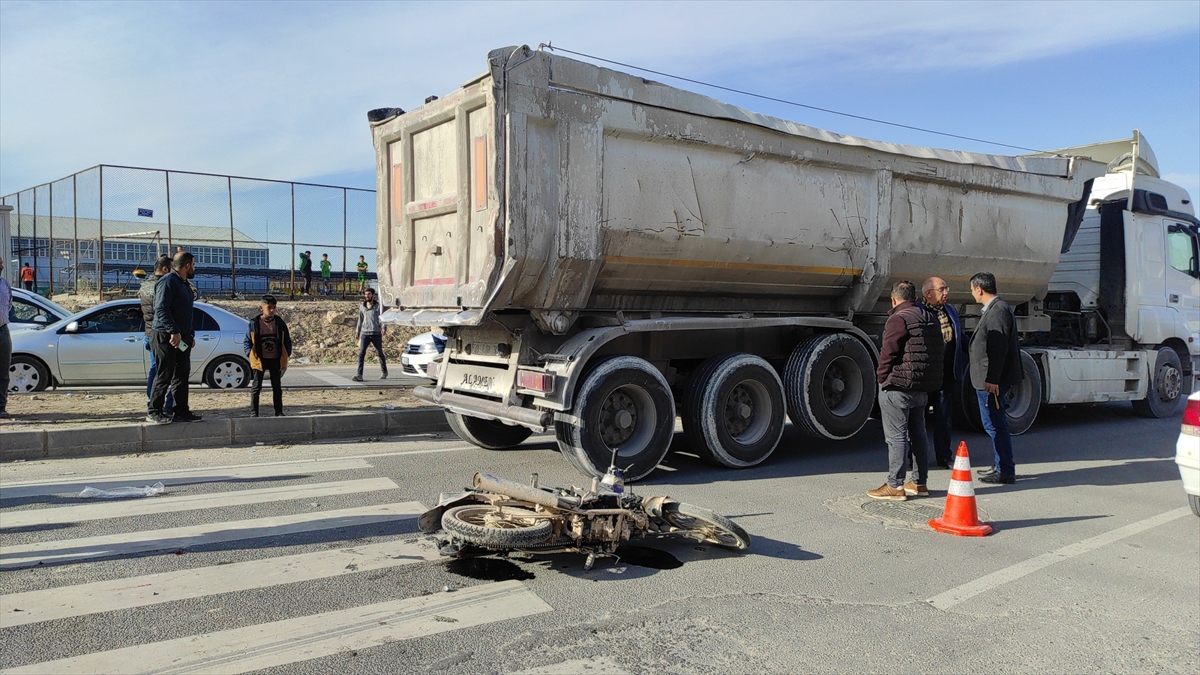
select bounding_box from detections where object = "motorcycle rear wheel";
[441,505,554,548]
[662,503,751,550]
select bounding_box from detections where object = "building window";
[190,246,231,266]
[234,248,267,267]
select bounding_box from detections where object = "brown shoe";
[903,481,929,497]
[867,484,907,501]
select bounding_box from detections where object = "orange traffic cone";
[929,441,993,536]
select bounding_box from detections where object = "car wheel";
[8,355,50,393]
[204,356,251,389]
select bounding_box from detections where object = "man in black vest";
[148,252,203,424]
[869,280,945,501]
[969,272,1022,484]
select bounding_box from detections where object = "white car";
[1177,390,1200,517]
[401,331,446,379]
[7,299,253,393]
[7,289,72,333]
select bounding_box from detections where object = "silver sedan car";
[7,299,252,393]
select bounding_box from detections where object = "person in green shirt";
[356,256,369,293]
[319,254,332,295]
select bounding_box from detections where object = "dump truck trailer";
[370,45,1199,480]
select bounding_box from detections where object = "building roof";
[10,214,266,249]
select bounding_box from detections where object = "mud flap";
[418,491,485,532]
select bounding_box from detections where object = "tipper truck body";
[370,45,1199,480]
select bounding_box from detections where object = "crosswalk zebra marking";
[1,477,399,529]
[2,580,552,674]
[305,370,364,387]
[0,501,425,570]
[0,457,375,499]
[0,538,441,628]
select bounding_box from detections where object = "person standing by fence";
[244,295,292,417]
[319,254,332,295]
[356,255,369,293]
[139,257,174,415]
[298,251,313,296]
[0,259,13,419]
[352,287,388,382]
[19,263,35,292]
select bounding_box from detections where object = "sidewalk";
[1,408,450,462]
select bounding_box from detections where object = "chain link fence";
[2,165,376,298]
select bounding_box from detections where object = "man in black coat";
[868,280,945,501]
[968,272,1022,484]
[922,276,968,469]
[147,252,203,424]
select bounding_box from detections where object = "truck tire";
[783,333,875,440]
[1132,347,1184,418]
[1006,350,1042,436]
[683,353,785,468]
[441,505,553,548]
[446,411,533,450]
[556,355,675,482]
[956,350,1042,435]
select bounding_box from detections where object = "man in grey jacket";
[352,288,388,382]
[969,272,1023,484]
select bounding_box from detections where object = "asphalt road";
[1,403,1195,674]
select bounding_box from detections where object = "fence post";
[32,185,39,294]
[98,166,105,298]
[48,182,54,296]
[228,176,236,297]
[165,170,173,257]
[72,174,78,293]
[342,188,348,299]
[290,182,295,298]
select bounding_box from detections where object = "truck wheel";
[1132,347,1184,418]
[556,355,675,482]
[783,333,875,440]
[683,353,785,468]
[953,379,983,432]
[446,411,533,450]
[1006,351,1042,436]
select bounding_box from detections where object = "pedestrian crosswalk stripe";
[0,457,375,499]
[305,370,364,387]
[0,501,425,570]
[2,580,552,675]
[1,477,399,529]
[0,538,440,628]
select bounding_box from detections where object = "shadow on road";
[987,514,1111,532]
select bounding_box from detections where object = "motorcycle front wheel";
[441,505,554,548]
[663,503,751,550]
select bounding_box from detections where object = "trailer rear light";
[517,369,554,394]
[426,360,440,380]
[1183,398,1200,436]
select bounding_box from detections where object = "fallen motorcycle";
[418,469,751,569]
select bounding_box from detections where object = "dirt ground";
[0,387,428,429]
[49,294,431,364]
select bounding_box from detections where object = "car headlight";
[418,342,440,354]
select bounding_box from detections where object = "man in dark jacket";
[148,252,202,424]
[140,255,174,414]
[869,281,945,501]
[922,276,967,469]
[969,272,1022,484]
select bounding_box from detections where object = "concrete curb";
[0,407,449,462]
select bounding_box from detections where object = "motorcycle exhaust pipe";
[473,473,563,510]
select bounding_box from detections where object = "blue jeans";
[976,386,1014,475]
[145,337,174,413]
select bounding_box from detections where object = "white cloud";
[1,0,1196,195]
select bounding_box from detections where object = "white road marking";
[0,538,440,628]
[509,658,632,674]
[927,506,1191,610]
[0,501,425,570]
[3,580,552,674]
[1,478,398,528]
[0,457,374,499]
[304,370,364,387]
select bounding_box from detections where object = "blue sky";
[2,0,1198,200]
